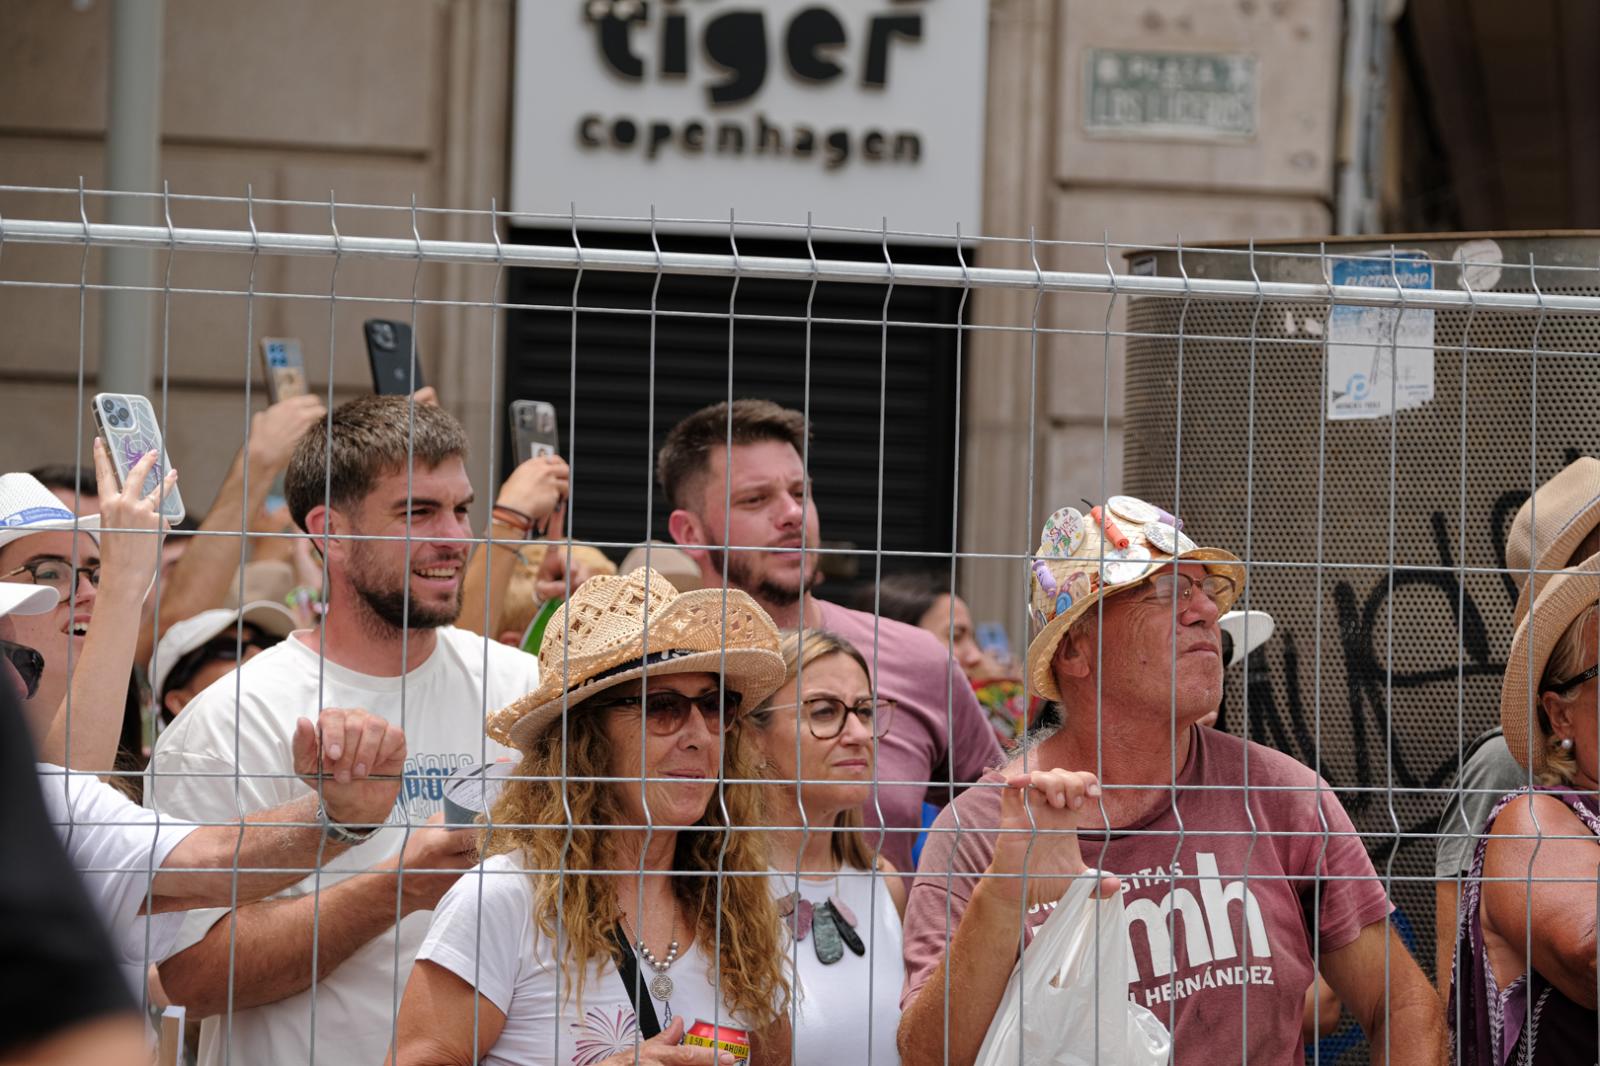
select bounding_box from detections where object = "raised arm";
[457,455,569,638]
[1480,791,1600,1008]
[147,708,404,911]
[40,441,169,773]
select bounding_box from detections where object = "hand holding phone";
[91,393,185,523]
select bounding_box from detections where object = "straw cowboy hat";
[1509,456,1600,625]
[1025,495,1246,702]
[1500,555,1600,775]
[487,567,785,749]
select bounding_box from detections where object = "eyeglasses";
[1,558,101,597]
[1143,571,1235,610]
[0,639,45,700]
[1544,663,1600,694]
[762,696,898,740]
[590,688,745,735]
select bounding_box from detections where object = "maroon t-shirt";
[902,726,1391,1064]
[815,600,1004,877]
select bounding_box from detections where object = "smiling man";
[145,395,540,1066]
[898,497,1445,1066]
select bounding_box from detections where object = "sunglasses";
[590,688,745,735]
[0,639,45,700]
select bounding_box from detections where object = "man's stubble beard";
[345,541,462,635]
[706,547,821,608]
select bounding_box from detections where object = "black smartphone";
[363,319,425,395]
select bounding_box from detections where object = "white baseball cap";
[148,601,297,703]
[0,583,60,619]
[0,473,99,552]
[1218,609,1275,670]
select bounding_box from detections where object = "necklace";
[620,910,680,1004]
[775,868,866,966]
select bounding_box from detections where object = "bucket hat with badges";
[1025,495,1246,702]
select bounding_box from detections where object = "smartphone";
[91,392,186,522]
[509,400,559,462]
[258,337,308,403]
[362,319,425,395]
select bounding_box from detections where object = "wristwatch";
[316,801,382,845]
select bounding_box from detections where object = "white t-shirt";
[770,865,903,1066]
[36,763,195,1004]
[419,852,757,1066]
[145,626,536,1066]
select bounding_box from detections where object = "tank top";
[1451,787,1600,1066]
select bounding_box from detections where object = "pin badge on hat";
[1143,521,1179,554]
[1101,543,1153,585]
[1040,506,1085,557]
[1108,495,1160,525]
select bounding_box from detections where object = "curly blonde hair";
[481,701,789,1024]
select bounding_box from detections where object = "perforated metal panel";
[1124,235,1600,999]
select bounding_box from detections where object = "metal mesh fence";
[2,186,1599,1066]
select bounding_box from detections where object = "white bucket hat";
[149,601,297,704]
[0,584,60,618]
[0,473,99,551]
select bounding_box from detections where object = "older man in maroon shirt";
[898,498,1445,1066]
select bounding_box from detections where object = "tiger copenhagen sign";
[510,0,989,237]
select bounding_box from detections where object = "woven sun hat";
[0,473,99,552]
[487,566,785,749]
[1509,456,1600,625]
[1500,555,1600,774]
[0,583,59,619]
[1024,495,1245,702]
[1218,610,1275,670]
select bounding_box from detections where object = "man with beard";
[658,399,1002,877]
[145,396,544,1066]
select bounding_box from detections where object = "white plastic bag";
[973,871,1171,1066]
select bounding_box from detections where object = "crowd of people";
[2,387,1596,1066]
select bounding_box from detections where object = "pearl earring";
[1559,737,1575,753]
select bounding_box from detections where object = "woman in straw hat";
[744,630,906,1066]
[1451,557,1600,1066]
[390,568,792,1066]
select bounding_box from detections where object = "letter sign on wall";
[511,0,988,238]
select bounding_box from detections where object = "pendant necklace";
[621,911,680,1011]
[775,868,866,966]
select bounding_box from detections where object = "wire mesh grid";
[3,185,1600,1066]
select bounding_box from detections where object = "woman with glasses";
[745,630,906,1066]
[391,568,793,1066]
[0,448,171,774]
[1453,558,1600,1066]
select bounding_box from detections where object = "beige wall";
[962,0,1341,647]
[0,0,512,511]
[0,0,1345,651]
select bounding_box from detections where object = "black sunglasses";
[0,639,45,700]
[1545,663,1600,694]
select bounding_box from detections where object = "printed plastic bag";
[973,871,1171,1066]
